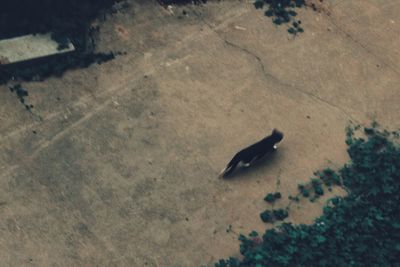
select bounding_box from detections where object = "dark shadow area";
[158,0,207,5]
[0,0,126,84]
[0,0,121,43]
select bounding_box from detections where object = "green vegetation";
[260,210,274,223]
[253,0,306,35]
[260,208,288,223]
[294,166,343,203]
[272,209,288,221]
[216,124,400,266]
[264,192,282,203]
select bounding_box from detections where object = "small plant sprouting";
[272,209,289,221]
[298,184,311,198]
[316,168,342,186]
[264,192,282,203]
[288,195,300,202]
[260,208,288,223]
[311,178,324,197]
[260,210,274,223]
[297,171,341,203]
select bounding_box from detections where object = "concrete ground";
[1,0,400,266]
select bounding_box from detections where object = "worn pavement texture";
[0,0,399,266]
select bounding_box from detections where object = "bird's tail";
[218,166,230,178]
[218,160,238,178]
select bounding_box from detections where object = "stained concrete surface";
[1,0,400,266]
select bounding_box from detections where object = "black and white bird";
[219,129,284,178]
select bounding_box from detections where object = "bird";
[219,129,283,178]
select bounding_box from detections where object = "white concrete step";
[0,33,75,66]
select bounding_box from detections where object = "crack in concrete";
[194,11,361,124]
[327,16,400,78]
[224,39,361,124]
[325,13,400,122]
